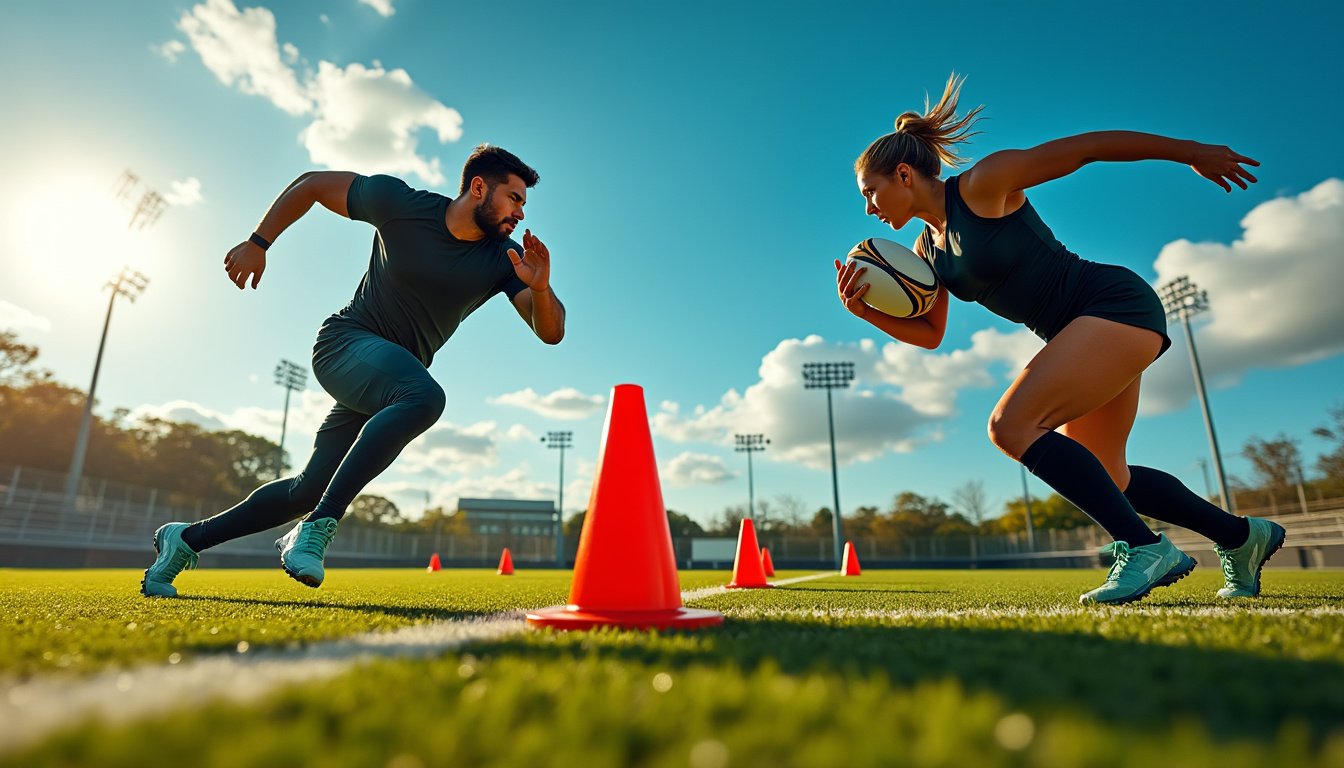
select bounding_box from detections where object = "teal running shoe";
[1080,533,1196,605]
[141,522,199,598]
[276,517,339,588]
[1214,517,1286,598]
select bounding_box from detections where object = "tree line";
[4,329,1343,531]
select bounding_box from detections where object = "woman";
[836,75,1282,605]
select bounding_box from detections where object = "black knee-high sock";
[1122,465,1249,549]
[180,477,314,552]
[1020,431,1159,547]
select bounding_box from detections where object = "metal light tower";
[1018,464,1036,551]
[63,266,150,509]
[734,434,770,522]
[802,361,854,568]
[542,430,573,567]
[273,359,307,479]
[1158,275,1233,511]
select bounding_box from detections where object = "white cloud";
[397,420,500,473]
[653,333,1038,470]
[357,0,395,17]
[164,177,203,207]
[1142,178,1344,414]
[153,40,186,63]
[503,423,537,442]
[129,389,335,442]
[663,452,736,487]
[489,387,607,420]
[177,0,312,115]
[301,62,463,185]
[0,300,52,333]
[174,0,460,184]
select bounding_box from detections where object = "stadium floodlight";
[63,267,150,510]
[802,361,854,569]
[1158,275,1232,511]
[542,430,573,566]
[1018,464,1036,551]
[273,360,308,479]
[734,434,770,524]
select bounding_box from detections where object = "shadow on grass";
[487,618,1344,745]
[772,587,952,595]
[175,594,488,623]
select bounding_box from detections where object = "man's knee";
[405,381,446,427]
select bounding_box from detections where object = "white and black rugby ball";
[845,238,940,318]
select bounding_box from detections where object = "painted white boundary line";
[0,576,829,755]
[679,571,836,602]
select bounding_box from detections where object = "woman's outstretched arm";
[964,131,1259,196]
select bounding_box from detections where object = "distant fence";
[2,464,1342,569]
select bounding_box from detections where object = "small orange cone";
[526,384,723,630]
[760,547,775,577]
[427,553,441,572]
[497,547,514,575]
[841,540,862,576]
[726,519,772,588]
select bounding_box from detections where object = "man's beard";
[472,188,515,242]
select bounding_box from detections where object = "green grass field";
[3,567,1343,767]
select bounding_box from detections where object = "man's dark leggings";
[181,327,444,552]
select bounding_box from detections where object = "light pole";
[63,266,149,509]
[802,361,854,569]
[1158,275,1233,511]
[273,359,308,479]
[542,430,572,567]
[734,434,770,522]
[1018,464,1036,551]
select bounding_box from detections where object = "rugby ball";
[845,238,939,318]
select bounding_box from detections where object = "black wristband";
[249,232,272,251]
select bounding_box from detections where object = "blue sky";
[2,0,1342,527]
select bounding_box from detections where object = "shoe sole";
[281,563,323,588]
[1086,556,1198,606]
[141,527,168,598]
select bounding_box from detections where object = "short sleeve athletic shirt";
[922,175,1110,342]
[329,174,527,366]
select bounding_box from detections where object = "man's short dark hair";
[458,144,540,195]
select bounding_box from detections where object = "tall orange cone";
[497,547,514,575]
[726,519,772,588]
[426,553,441,572]
[760,547,775,577]
[527,384,724,630]
[841,540,862,576]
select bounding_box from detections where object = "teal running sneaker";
[1214,517,1286,598]
[1080,533,1196,605]
[276,517,339,588]
[141,522,199,598]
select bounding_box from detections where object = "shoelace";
[1216,546,1244,587]
[297,520,337,558]
[1099,541,1132,583]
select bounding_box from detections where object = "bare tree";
[951,479,991,528]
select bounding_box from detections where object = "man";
[142,145,564,596]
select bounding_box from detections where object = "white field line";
[0,576,811,755]
[721,605,1344,620]
[679,571,836,602]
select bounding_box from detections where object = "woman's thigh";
[991,316,1161,457]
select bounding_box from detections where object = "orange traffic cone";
[526,384,724,630]
[726,519,772,588]
[426,552,441,572]
[841,540,862,576]
[497,547,514,575]
[760,547,775,577]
